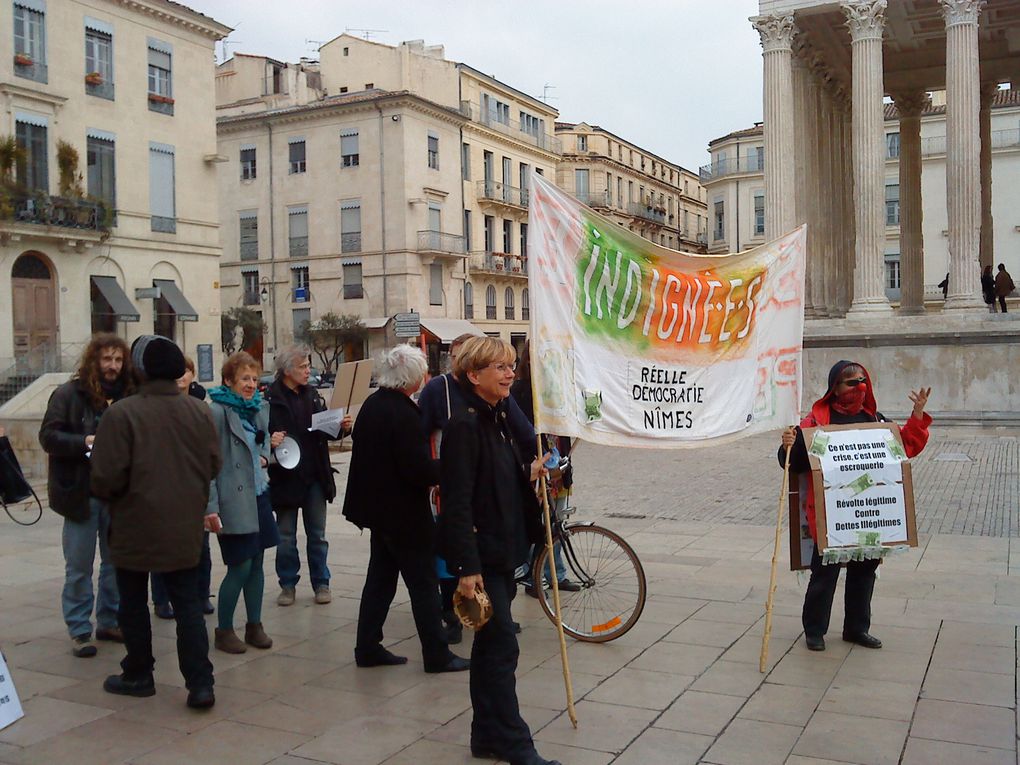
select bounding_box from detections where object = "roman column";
[979,80,997,271]
[792,45,816,314]
[893,90,929,314]
[842,0,892,315]
[941,0,986,309]
[751,12,797,239]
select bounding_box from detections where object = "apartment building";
[216,35,560,366]
[702,89,1020,308]
[0,0,229,381]
[555,122,708,253]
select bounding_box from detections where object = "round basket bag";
[452,586,493,631]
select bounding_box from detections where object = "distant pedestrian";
[937,273,949,300]
[90,335,222,709]
[981,266,996,312]
[995,263,1015,313]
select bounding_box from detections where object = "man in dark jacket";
[39,332,134,657]
[90,335,222,708]
[267,345,350,606]
[343,344,469,673]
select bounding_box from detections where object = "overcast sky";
[188,0,764,172]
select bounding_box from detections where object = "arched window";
[504,287,515,320]
[485,285,496,320]
[464,282,473,319]
[521,287,530,321]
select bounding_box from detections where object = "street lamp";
[259,276,278,355]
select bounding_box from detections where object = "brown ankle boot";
[214,627,247,654]
[244,622,273,649]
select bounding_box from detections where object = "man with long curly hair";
[40,332,135,657]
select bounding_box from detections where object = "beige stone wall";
[0,0,228,376]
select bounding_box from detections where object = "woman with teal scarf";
[206,352,283,654]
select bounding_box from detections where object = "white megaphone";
[275,436,301,470]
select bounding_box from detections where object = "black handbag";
[0,436,42,525]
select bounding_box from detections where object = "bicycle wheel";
[532,524,646,643]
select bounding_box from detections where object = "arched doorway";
[11,252,57,364]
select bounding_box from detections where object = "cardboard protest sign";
[792,422,917,568]
[526,173,806,448]
[330,359,373,415]
[0,650,24,731]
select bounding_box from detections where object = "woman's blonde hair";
[453,336,515,379]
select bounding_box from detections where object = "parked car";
[319,370,336,387]
[257,372,275,395]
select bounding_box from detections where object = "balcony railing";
[628,202,666,225]
[86,79,115,100]
[341,232,361,253]
[477,180,529,208]
[469,251,528,277]
[417,229,466,254]
[699,154,764,182]
[920,129,1020,158]
[243,290,260,306]
[2,191,110,233]
[289,236,308,257]
[240,241,258,260]
[14,59,47,84]
[574,190,611,208]
[460,101,561,154]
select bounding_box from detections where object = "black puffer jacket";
[266,378,338,507]
[39,380,105,521]
[438,385,543,576]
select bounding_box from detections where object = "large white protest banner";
[526,173,805,448]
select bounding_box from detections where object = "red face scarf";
[832,383,867,415]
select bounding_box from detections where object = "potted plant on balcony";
[148,93,175,105]
[85,71,103,86]
[0,136,25,185]
[14,53,33,67]
[493,255,505,271]
[510,255,522,273]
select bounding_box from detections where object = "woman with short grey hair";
[342,344,469,673]
[274,344,312,378]
[374,343,429,391]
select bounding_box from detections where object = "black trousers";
[998,295,1008,313]
[151,533,212,606]
[470,570,535,762]
[802,546,879,639]
[355,531,452,669]
[116,566,214,690]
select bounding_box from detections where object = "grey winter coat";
[206,400,271,535]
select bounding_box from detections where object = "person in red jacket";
[780,360,931,652]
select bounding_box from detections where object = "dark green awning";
[91,276,140,322]
[153,279,199,322]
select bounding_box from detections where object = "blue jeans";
[61,498,118,638]
[524,495,568,585]
[275,482,330,589]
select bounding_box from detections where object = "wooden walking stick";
[537,433,578,728]
[760,441,792,673]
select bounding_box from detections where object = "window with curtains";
[430,263,443,305]
[147,40,172,114]
[484,215,494,252]
[341,130,359,167]
[242,271,260,305]
[13,2,47,83]
[504,287,515,320]
[713,200,724,241]
[502,219,512,253]
[85,25,113,99]
[753,193,765,236]
[149,144,175,233]
[885,184,900,226]
[342,262,363,299]
[86,135,116,215]
[886,133,900,160]
[486,285,497,320]
[464,282,474,319]
[427,133,439,170]
[521,287,529,320]
[240,147,256,180]
[16,119,48,192]
[239,213,258,260]
[289,140,306,173]
[288,207,308,257]
[340,204,361,253]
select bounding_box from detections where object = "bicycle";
[524,475,647,643]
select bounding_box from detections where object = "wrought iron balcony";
[417,230,466,255]
[574,190,611,208]
[1,190,111,243]
[699,154,764,182]
[460,101,561,154]
[476,180,529,209]
[628,202,666,225]
[469,251,528,278]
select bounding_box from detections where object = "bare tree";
[298,312,367,373]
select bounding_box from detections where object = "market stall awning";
[418,318,485,344]
[91,276,140,322]
[153,279,199,322]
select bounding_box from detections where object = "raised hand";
[908,387,931,418]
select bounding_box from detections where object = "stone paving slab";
[0,426,1017,764]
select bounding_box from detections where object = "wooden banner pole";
[537,434,578,728]
[760,442,792,673]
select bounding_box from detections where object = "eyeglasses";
[483,362,517,373]
[839,377,866,387]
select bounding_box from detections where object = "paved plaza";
[0,425,1018,765]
